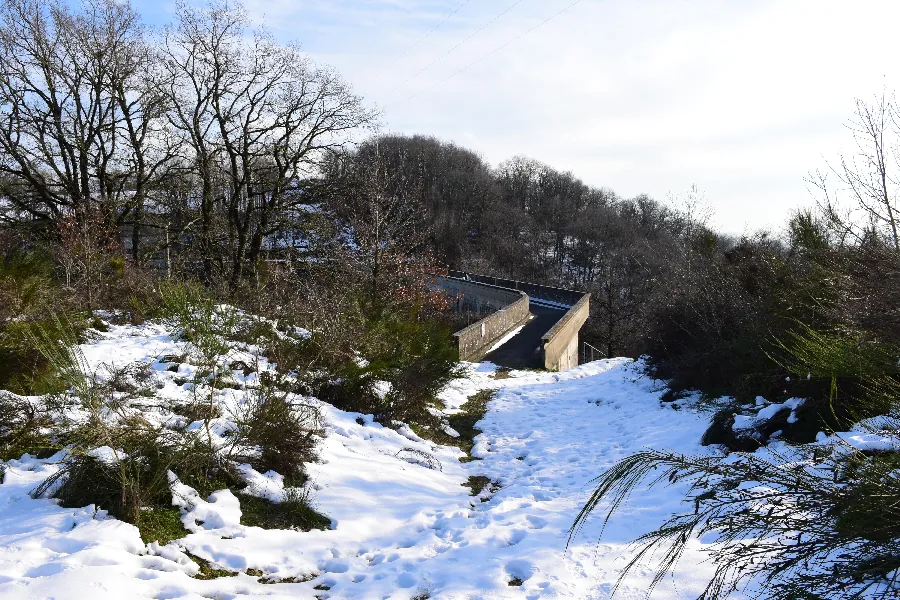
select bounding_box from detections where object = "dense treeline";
[328,134,783,394]
[325,135,701,359]
[332,128,900,409]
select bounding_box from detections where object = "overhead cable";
[398,0,473,58]
[392,0,527,92]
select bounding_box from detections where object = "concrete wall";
[541,293,590,371]
[453,294,530,361]
[431,276,524,313]
[448,271,583,307]
[432,273,590,370]
[431,276,530,361]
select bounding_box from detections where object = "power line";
[395,0,585,106]
[398,0,473,59]
[392,0,527,92]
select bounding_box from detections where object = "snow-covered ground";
[0,321,722,599]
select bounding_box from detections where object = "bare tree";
[324,144,436,304]
[105,11,175,262]
[162,0,376,286]
[0,0,166,242]
[809,94,900,250]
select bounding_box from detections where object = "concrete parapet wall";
[448,271,583,307]
[431,273,590,370]
[541,293,590,371]
[431,276,524,313]
[437,277,530,361]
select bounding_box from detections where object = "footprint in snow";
[506,529,528,547]
[135,570,161,580]
[525,515,547,529]
[506,559,537,582]
[321,558,349,573]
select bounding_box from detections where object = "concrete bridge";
[431,272,590,371]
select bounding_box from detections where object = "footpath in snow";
[0,322,721,599]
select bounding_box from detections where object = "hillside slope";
[0,320,720,599]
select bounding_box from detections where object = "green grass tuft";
[137,507,189,545]
[238,491,331,531]
[406,389,494,464]
[447,389,494,457]
[490,368,513,380]
[464,475,491,496]
[187,553,237,580]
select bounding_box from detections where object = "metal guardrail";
[581,341,605,364]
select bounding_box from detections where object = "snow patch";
[0,322,723,598]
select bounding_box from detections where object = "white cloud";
[137,0,900,233]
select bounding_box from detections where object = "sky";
[129,0,900,234]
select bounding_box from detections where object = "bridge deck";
[482,304,566,369]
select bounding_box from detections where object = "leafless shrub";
[0,392,54,459]
[396,447,441,471]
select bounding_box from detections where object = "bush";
[703,322,900,450]
[317,305,463,425]
[0,252,73,395]
[0,392,55,459]
[233,316,320,377]
[158,280,238,363]
[36,428,169,523]
[104,264,166,325]
[102,361,159,396]
[0,251,56,321]
[238,487,331,531]
[644,235,791,399]
[769,325,900,435]
[571,441,900,600]
[33,417,240,523]
[232,381,321,481]
[136,507,189,545]
[45,452,160,524]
